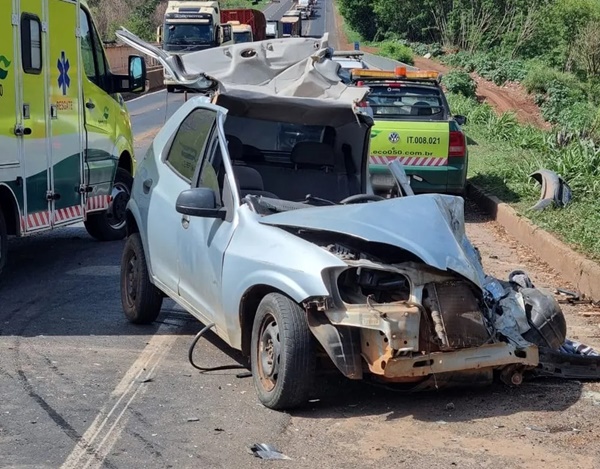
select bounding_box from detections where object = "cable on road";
[188,322,252,378]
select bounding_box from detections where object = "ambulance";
[0,0,147,276]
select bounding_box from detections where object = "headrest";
[290,141,335,166]
[226,134,244,160]
[412,101,432,116]
[233,166,264,191]
[242,144,265,162]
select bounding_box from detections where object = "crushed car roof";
[116,29,368,104]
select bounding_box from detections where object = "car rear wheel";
[251,293,315,410]
[121,233,163,324]
[84,168,133,241]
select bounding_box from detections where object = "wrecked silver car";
[118,31,590,410]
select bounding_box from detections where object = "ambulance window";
[21,15,42,74]
[79,8,108,87]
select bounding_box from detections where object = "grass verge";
[447,93,600,262]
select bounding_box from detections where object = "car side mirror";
[175,187,226,219]
[455,115,467,126]
[128,55,146,93]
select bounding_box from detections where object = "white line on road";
[125,88,165,104]
[60,318,186,469]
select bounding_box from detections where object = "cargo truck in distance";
[221,8,267,43]
[281,10,302,38]
[266,20,284,39]
[157,1,234,92]
[0,0,147,277]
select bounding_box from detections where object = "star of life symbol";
[57,51,70,96]
[388,132,400,143]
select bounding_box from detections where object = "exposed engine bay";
[299,236,598,390]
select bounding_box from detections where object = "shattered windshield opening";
[224,115,369,209]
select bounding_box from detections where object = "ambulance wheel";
[84,168,133,242]
[0,208,7,277]
[121,233,163,324]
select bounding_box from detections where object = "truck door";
[18,1,51,231]
[79,6,118,203]
[47,0,85,226]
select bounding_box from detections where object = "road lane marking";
[135,125,163,145]
[60,319,186,469]
[125,89,165,104]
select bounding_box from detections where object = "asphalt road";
[0,2,333,468]
[3,1,598,468]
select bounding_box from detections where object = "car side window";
[192,130,224,207]
[166,108,217,183]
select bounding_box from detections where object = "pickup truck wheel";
[84,168,133,241]
[251,293,315,410]
[120,233,163,324]
[0,208,7,277]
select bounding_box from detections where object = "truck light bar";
[351,67,440,81]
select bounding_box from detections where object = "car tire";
[166,85,175,93]
[0,208,7,278]
[251,293,315,410]
[84,168,133,242]
[120,233,163,324]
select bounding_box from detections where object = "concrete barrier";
[467,183,600,302]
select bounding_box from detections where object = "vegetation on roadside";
[338,0,600,261]
[446,92,600,260]
[338,0,600,139]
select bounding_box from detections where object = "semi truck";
[157,1,234,91]
[266,20,284,39]
[281,10,302,37]
[221,8,267,43]
[0,0,147,277]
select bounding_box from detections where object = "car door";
[18,3,52,231]
[78,6,119,199]
[145,106,218,295]
[177,108,238,331]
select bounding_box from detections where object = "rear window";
[225,116,326,155]
[366,85,445,119]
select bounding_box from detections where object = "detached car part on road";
[117,32,599,410]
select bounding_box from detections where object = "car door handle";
[85,100,95,109]
[142,178,153,194]
[181,215,190,229]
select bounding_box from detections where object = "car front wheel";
[251,293,315,410]
[121,233,163,324]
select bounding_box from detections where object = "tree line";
[339,0,600,74]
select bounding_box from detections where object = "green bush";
[379,41,414,65]
[442,71,477,98]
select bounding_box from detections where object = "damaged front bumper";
[307,259,543,386]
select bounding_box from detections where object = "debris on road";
[250,443,292,460]
[187,417,200,422]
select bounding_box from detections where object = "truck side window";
[21,14,42,74]
[166,108,217,183]
[79,8,108,88]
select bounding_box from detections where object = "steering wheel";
[339,194,386,205]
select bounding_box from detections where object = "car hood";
[258,194,486,288]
